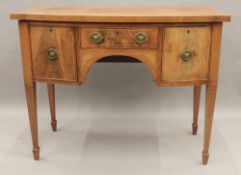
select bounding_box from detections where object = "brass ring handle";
[135,32,148,44]
[181,49,193,62]
[47,48,58,60]
[89,32,104,44]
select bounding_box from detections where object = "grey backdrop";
[0,0,240,109]
[0,0,241,174]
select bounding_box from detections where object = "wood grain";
[80,28,159,48]
[193,85,201,135]
[162,26,211,81]
[202,23,223,165]
[78,49,159,84]
[19,21,40,160]
[12,7,230,163]
[25,84,39,160]
[10,6,231,22]
[28,21,216,28]
[30,26,77,82]
[47,84,57,131]
[158,80,207,86]
[18,21,34,85]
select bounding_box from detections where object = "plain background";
[0,0,241,175]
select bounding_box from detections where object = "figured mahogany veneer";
[80,28,159,48]
[10,6,230,22]
[30,26,77,82]
[162,26,211,81]
[10,6,230,164]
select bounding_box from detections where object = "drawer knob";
[47,48,58,60]
[89,32,104,44]
[181,50,193,62]
[135,32,148,44]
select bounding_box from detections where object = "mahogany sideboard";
[10,6,230,164]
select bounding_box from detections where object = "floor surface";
[0,64,241,175]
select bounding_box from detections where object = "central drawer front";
[80,28,159,48]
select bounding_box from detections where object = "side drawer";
[30,26,77,82]
[80,27,159,49]
[162,26,212,81]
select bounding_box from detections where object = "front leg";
[202,85,217,164]
[25,83,40,160]
[202,23,222,164]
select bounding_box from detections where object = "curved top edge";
[10,6,231,23]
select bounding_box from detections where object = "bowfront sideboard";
[10,6,230,164]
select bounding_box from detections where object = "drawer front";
[162,26,211,81]
[80,28,159,48]
[30,26,77,81]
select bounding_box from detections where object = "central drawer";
[80,28,159,49]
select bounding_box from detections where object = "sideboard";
[10,6,230,164]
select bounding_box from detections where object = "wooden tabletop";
[10,6,230,23]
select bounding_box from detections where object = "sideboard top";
[10,6,230,23]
